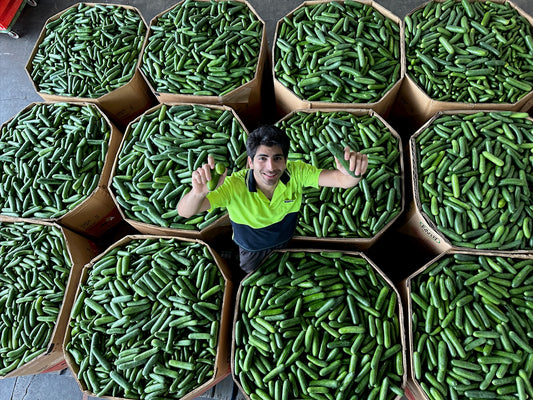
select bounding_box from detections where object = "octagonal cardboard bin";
[399,249,533,400]
[25,2,155,130]
[0,220,99,378]
[275,108,405,251]
[139,0,268,127]
[393,0,533,130]
[63,235,233,400]
[273,0,405,119]
[232,248,407,400]
[108,103,249,241]
[400,109,533,256]
[0,102,123,237]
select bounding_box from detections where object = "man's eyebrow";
[257,153,284,158]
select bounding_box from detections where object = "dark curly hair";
[246,125,290,160]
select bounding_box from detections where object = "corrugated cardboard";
[140,0,267,127]
[398,203,450,257]
[392,0,533,130]
[231,248,407,400]
[403,380,427,400]
[25,3,156,130]
[272,0,405,119]
[108,102,247,241]
[119,212,232,242]
[399,249,533,400]
[398,109,533,256]
[63,234,233,400]
[1,221,99,378]
[0,102,123,238]
[275,108,405,251]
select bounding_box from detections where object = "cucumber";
[208,160,226,191]
[326,142,359,178]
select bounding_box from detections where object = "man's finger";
[201,164,212,182]
[355,154,369,177]
[207,155,215,169]
[192,170,204,186]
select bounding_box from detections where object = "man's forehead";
[256,144,283,157]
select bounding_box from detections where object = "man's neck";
[258,183,277,200]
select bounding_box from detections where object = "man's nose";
[266,158,273,170]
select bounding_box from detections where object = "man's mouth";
[263,171,278,179]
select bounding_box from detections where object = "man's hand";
[318,146,369,189]
[177,155,227,218]
[334,146,368,179]
[191,155,227,194]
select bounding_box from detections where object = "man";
[177,125,368,273]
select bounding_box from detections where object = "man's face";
[248,145,287,188]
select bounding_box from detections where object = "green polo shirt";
[206,160,322,251]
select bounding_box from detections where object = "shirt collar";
[246,169,291,192]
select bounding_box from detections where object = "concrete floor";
[2,0,533,399]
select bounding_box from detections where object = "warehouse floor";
[2,0,533,399]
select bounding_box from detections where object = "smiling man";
[177,125,368,274]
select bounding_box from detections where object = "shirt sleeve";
[289,160,322,188]
[206,186,225,211]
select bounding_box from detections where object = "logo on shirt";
[284,200,294,203]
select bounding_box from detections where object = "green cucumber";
[207,158,226,191]
[326,142,359,178]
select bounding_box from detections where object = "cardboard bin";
[232,248,407,400]
[139,0,268,127]
[0,221,99,378]
[399,249,533,400]
[399,109,533,256]
[63,235,233,400]
[25,3,155,130]
[392,0,533,131]
[108,103,249,241]
[275,108,405,251]
[0,102,123,238]
[273,0,405,119]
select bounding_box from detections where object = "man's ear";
[247,156,253,168]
